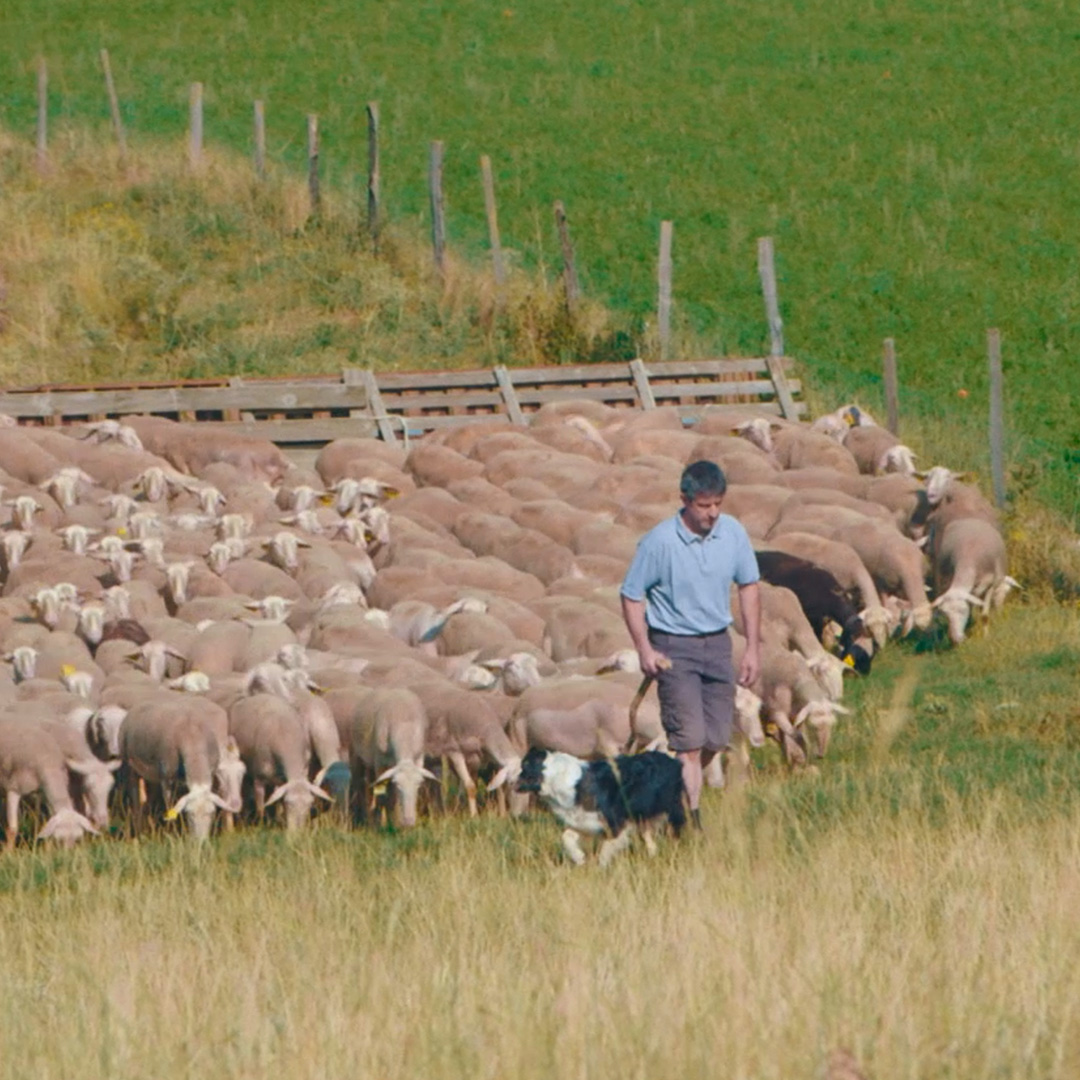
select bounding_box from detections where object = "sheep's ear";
[375,766,397,785]
[308,782,333,802]
[487,765,512,791]
[420,767,438,782]
[264,783,289,808]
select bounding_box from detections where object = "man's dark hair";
[680,460,727,499]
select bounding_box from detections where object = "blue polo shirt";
[620,512,759,635]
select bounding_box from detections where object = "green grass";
[3,0,1079,512]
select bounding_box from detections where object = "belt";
[649,627,728,639]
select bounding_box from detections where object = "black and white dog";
[516,747,686,866]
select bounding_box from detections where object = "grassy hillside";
[1,604,1080,1080]
[2,0,1079,513]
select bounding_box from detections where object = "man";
[620,460,761,828]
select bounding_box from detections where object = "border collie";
[516,747,686,866]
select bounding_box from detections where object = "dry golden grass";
[0,125,636,387]
[1,779,1078,1080]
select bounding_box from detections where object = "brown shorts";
[648,628,735,754]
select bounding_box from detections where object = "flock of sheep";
[0,397,1018,848]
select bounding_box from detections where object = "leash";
[623,656,671,754]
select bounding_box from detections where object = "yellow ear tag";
[164,808,180,822]
[372,782,389,799]
[843,655,856,668]
[385,488,400,499]
[763,721,778,737]
[117,527,128,537]
[60,664,77,677]
[319,494,335,506]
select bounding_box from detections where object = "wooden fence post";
[188,82,203,172]
[366,102,380,251]
[757,236,799,420]
[99,49,127,164]
[480,154,507,291]
[554,200,580,314]
[36,58,48,173]
[657,220,674,361]
[988,328,1005,508]
[307,114,321,219]
[429,140,446,274]
[253,100,266,179]
[757,236,783,358]
[883,337,899,435]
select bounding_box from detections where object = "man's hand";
[737,645,760,688]
[639,646,672,678]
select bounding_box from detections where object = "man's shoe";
[690,808,703,831]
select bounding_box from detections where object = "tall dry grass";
[0,125,635,387]
[1,790,1078,1080]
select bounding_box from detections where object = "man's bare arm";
[736,582,761,687]
[620,596,669,677]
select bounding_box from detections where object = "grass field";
[2,0,1079,514]
[1,604,1080,1080]
[1,10,1079,1074]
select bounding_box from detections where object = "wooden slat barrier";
[0,357,805,449]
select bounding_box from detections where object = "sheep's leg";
[438,755,450,814]
[253,780,267,819]
[598,826,634,867]
[561,828,587,866]
[125,770,145,837]
[641,822,658,857]
[6,790,20,851]
[447,752,477,817]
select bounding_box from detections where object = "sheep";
[768,509,932,632]
[315,437,408,487]
[243,662,345,775]
[719,484,792,539]
[930,517,1015,643]
[777,467,870,499]
[739,422,861,474]
[124,415,288,484]
[344,687,435,827]
[409,679,521,816]
[187,621,253,676]
[923,468,1000,565]
[752,643,851,764]
[730,581,849,700]
[0,717,101,849]
[121,695,242,839]
[405,441,486,489]
[39,719,122,831]
[227,693,331,829]
[841,424,916,476]
[221,558,304,601]
[508,676,665,760]
[541,601,633,663]
[753,549,876,672]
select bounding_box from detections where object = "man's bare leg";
[680,748,716,829]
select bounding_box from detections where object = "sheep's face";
[936,593,973,644]
[68,758,122,828]
[214,740,246,814]
[502,653,542,695]
[378,760,436,828]
[37,807,99,847]
[90,706,127,758]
